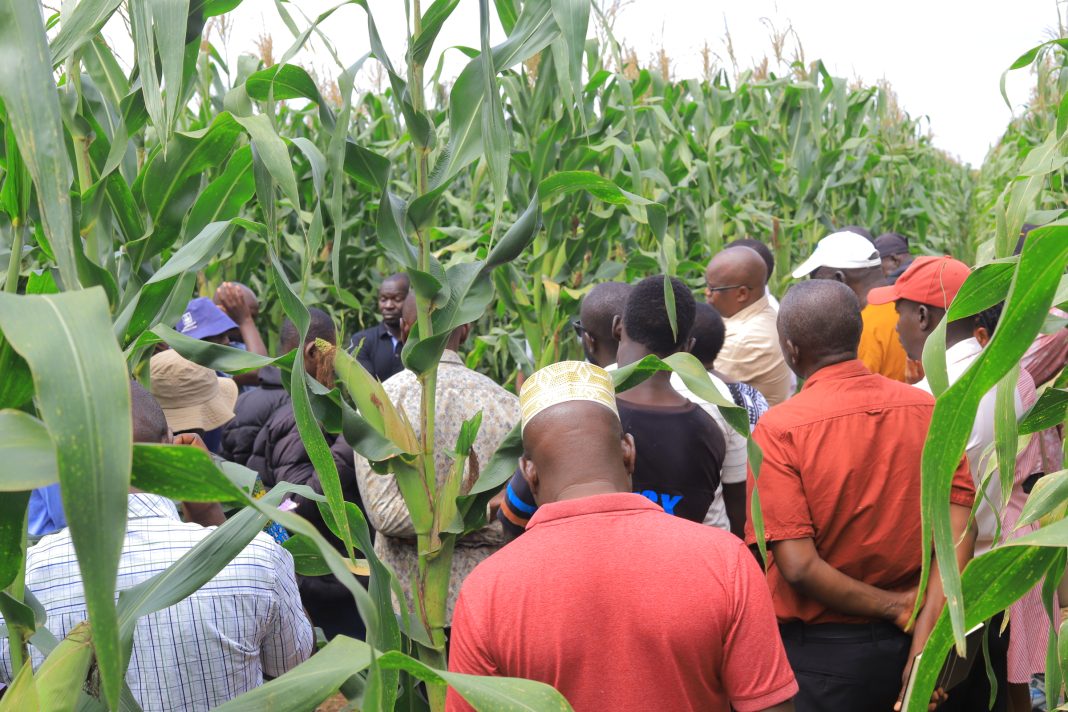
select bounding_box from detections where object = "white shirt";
[718,295,793,406]
[0,494,313,711]
[914,338,1027,554]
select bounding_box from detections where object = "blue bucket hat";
[176,297,238,340]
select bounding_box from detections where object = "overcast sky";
[106,0,1065,166]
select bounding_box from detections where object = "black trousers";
[938,612,1009,712]
[780,621,912,712]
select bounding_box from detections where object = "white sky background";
[102,0,1067,166]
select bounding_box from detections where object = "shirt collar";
[801,359,871,390]
[725,294,770,322]
[526,492,661,529]
[945,337,982,365]
[127,493,181,522]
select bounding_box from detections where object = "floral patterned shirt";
[353,350,520,624]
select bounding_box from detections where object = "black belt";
[779,621,906,643]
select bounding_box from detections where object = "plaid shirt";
[0,494,313,710]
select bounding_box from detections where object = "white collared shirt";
[0,494,313,710]
[915,338,1029,554]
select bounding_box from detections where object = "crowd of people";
[2,226,1066,712]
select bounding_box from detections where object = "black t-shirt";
[618,399,726,523]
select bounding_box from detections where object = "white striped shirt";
[0,494,313,710]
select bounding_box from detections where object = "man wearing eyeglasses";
[705,247,792,405]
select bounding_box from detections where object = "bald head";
[520,401,633,505]
[704,246,768,318]
[777,281,862,378]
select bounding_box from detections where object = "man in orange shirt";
[746,280,975,712]
[792,231,908,381]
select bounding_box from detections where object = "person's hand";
[893,670,947,711]
[890,587,921,632]
[487,490,506,521]
[894,640,947,711]
[215,282,252,323]
[173,432,210,453]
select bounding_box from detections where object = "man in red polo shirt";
[746,280,976,712]
[448,361,797,712]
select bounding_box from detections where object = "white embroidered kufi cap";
[519,361,618,433]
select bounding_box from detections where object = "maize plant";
[0,0,1067,710]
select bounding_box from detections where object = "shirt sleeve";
[722,541,799,711]
[445,588,498,712]
[720,427,748,484]
[497,469,537,537]
[950,454,976,509]
[261,541,315,677]
[745,421,814,545]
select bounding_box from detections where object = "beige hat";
[519,361,618,433]
[150,349,238,433]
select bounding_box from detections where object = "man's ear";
[611,314,623,341]
[918,304,932,333]
[974,325,991,347]
[458,323,471,345]
[520,455,539,503]
[784,338,801,369]
[737,285,750,303]
[621,433,636,484]
[685,336,696,354]
[833,270,847,284]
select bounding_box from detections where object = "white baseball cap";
[792,231,882,278]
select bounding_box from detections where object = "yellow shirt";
[717,295,793,405]
[858,301,908,382]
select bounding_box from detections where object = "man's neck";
[384,321,403,340]
[593,347,618,369]
[616,342,684,405]
[850,275,884,309]
[735,290,766,315]
[546,479,628,504]
[942,315,979,351]
[797,352,855,380]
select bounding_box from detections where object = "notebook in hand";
[900,623,986,709]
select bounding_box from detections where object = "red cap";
[867,256,971,309]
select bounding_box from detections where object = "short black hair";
[690,303,726,366]
[130,380,169,444]
[382,273,410,292]
[976,303,1004,335]
[281,307,337,353]
[580,282,633,344]
[779,281,863,357]
[725,238,775,284]
[622,275,696,357]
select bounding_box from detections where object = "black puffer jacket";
[220,367,290,466]
[249,408,371,641]
[247,401,355,490]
